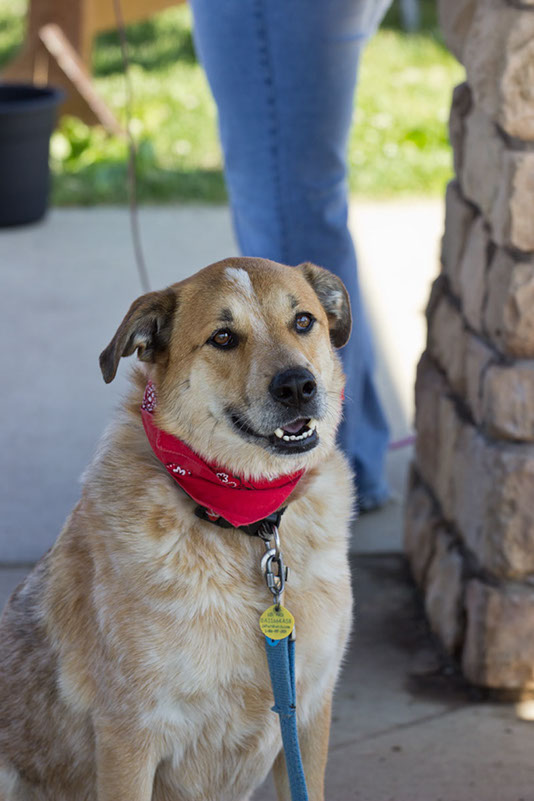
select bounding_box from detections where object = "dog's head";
[100,258,351,479]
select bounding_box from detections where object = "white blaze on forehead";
[224,267,256,299]
[223,265,271,346]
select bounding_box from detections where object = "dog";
[0,257,354,801]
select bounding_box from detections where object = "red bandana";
[140,382,305,527]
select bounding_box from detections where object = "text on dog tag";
[259,605,295,640]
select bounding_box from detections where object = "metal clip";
[258,521,281,554]
[259,523,288,608]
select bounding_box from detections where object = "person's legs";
[190,0,391,507]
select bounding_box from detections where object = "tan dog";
[0,257,354,801]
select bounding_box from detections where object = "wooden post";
[1,0,183,129]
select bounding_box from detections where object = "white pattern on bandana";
[142,382,157,413]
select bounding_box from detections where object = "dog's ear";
[297,262,352,348]
[99,288,178,383]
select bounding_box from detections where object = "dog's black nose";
[269,367,317,408]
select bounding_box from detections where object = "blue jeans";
[190,0,392,507]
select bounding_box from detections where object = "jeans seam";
[253,0,290,264]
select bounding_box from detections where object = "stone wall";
[405,0,534,690]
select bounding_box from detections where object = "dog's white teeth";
[276,419,317,443]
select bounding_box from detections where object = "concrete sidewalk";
[3,200,533,799]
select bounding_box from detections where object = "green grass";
[0,0,464,204]
[353,20,464,195]
[0,0,24,67]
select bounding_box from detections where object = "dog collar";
[140,382,304,531]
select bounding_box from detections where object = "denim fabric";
[190,0,392,506]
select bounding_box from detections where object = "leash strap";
[264,636,309,801]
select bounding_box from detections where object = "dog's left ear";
[99,288,178,383]
[297,262,352,348]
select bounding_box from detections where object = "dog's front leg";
[95,722,158,801]
[272,694,332,801]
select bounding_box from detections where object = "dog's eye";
[209,329,238,349]
[295,313,315,333]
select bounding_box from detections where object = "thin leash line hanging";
[112,0,150,294]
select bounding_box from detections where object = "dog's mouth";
[230,413,319,453]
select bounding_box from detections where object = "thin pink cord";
[388,435,416,451]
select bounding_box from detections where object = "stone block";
[482,362,534,441]
[458,216,490,332]
[438,0,477,63]
[463,579,534,688]
[434,394,461,516]
[425,274,447,322]
[414,355,452,497]
[491,151,534,252]
[465,334,494,425]
[461,108,503,222]
[463,0,534,140]
[485,249,534,357]
[449,82,473,176]
[425,529,465,654]
[414,356,461,517]
[414,354,442,485]
[428,293,466,396]
[403,472,439,587]
[461,109,534,251]
[447,421,486,557]
[441,181,477,298]
[415,357,534,579]
[500,37,534,140]
[428,306,534,439]
[427,292,495,425]
[453,426,534,578]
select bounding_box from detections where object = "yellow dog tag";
[259,604,295,640]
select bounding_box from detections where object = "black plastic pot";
[0,83,64,227]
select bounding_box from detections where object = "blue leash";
[264,634,309,801]
[258,522,309,801]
